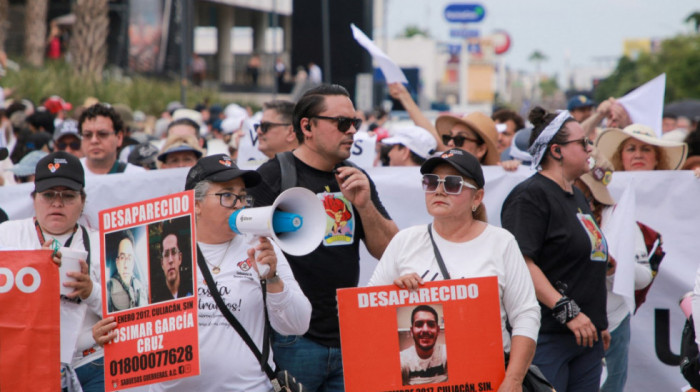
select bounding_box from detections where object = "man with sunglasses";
[256,99,297,159]
[250,84,398,391]
[0,151,106,391]
[78,103,145,176]
[54,119,84,158]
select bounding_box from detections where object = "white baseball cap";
[382,125,437,159]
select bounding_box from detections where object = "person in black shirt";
[501,106,609,392]
[249,84,398,391]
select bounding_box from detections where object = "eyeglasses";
[422,174,477,195]
[38,190,81,204]
[441,134,481,147]
[57,141,81,151]
[310,116,362,133]
[206,192,254,208]
[162,247,180,259]
[413,320,437,328]
[559,137,593,149]
[254,122,291,134]
[81,130,115,140]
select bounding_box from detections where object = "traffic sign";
[444,4,486,23]
[449,29,480,39]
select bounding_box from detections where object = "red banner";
[100,191,199,390]
[338,277,505,392]
[0,250,60,391]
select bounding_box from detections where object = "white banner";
[1,166,698,391]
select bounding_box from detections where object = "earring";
[472,205,477,212]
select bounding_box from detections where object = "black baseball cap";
[420,148,485,189]
[185,154,261,190]
[34,151,85,192]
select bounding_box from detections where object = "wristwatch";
[266,272,280,284]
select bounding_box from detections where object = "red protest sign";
[100,191,200,390]
[338,277,504,392]
[0,250,60,391]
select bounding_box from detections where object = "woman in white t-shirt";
[368,148,540,392]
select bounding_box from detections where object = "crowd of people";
[1,77,699,392]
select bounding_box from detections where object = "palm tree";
[528,50,547,101]
[686,12,700,33]
[0,0,9,52]
[24,0,48,67]
[70,0,109,79]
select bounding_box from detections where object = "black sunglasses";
[311,116,362,133]
[254,122,291,134]
[559,137,593,149]
[57,140,81,151]
[441,134,481,147]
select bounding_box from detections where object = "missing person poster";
[100,191,199,390]
[0,250,60,391]
[338,277,504,392]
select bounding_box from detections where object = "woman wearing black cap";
[369,148,540,391]
[501,107,608,392]
[0,151,104,391]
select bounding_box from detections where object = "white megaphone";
[228,187,326,277]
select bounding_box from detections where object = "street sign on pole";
[444,4,486,23]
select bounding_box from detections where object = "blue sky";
[386,0,699,79]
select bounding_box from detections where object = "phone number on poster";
[109,345,194,376]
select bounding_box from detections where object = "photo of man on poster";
[150,218,193,303]
[106,229,148,312]
[399,304,448,385]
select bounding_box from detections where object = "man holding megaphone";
[250,84,399,391]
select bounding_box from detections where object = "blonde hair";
[611,137,671,171]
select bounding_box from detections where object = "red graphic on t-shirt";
[323,194,351,235]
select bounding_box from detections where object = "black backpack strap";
[80,225,91,274]
[277,151,297,192]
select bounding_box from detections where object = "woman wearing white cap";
[502,107,609,392]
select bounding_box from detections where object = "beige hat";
[580,148,615,206]
[435,112,500,165]
[157,134,204,163]
[596,124,688,170]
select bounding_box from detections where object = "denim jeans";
[533,332,604,392]
[601,314,631,392]
[75,357,105,392]
[271,332,344,392]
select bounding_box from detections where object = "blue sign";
[444,4,486,23]
[449,29,480,39]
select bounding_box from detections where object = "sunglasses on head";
[422,174,477,195]
[57,141,81,151]
[311,116,362,133]
[254,121,291,134]
[441,134,481,148]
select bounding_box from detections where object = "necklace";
[204,240,231,274]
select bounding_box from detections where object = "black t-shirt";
[249,154,391,347]
[501,173,608,333]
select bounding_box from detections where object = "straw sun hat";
[595,124,688,171]
[435,112,500,165]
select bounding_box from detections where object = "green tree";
[594,34,700,103]
[686,11,700,33]
[399,25,430,39]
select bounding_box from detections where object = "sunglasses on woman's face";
[57,141,81,151]
[422,174,477,195]
[441,134,480,147]
[311,116,362,133]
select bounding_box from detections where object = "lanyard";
[34,217,78,253]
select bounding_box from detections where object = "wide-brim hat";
[595,124,688,170]
[185,154,261,190]
[579,148,615,206]
[435,112,499,165]
[420,148,485,189]
[158,135,204,163]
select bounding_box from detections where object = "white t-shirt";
[151,234,311,392]
[0,217,103,368]
[400,344,448,385]
[79,157,146,176]
[368,224,540,352]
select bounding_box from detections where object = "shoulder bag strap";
[427,223,451,280]
[277,151,297,192]
[196,245,277,380]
